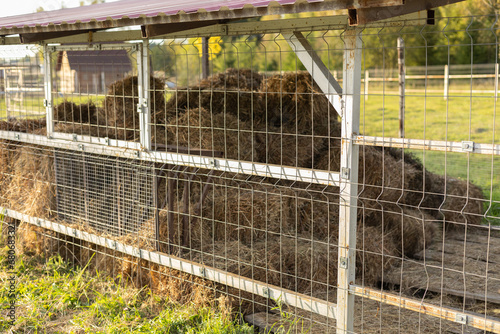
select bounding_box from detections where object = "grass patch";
[362,89,500,212]
[0,245,254,334]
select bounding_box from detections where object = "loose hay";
[165,69,264,123]
[53,100,98,124]
[99,75,165,139]
[261,72,341,137]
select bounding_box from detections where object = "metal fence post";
[398,37,405,138]
[43,44,54,137]
[495,63,499,101]
[337,28,362,334]
[443,64,449,100]
[364,69,369,101]
[138,40,151,151]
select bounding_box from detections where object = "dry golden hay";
[3,144,55,220]
[422,173,484,231]
[100,75,165,129]
[315,145,424,212]
[254,126,326,168]
[193,224,396,293]
[367,209,437,258]
[53,100,98,124]
[165,68,264,124]
[260,71,341,137]
[164,108,257,161]
[0,117,47,134]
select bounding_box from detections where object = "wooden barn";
[56,49,132,94]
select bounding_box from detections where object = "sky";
[0,0,119,18]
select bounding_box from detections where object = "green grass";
[361,87,500,218]
[0,246,255,334]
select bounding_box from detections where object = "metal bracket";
[77,144,85,151]
[262,287,271,298]
[47,46,57,52]
[455,313,468,325]
[199,268,207,278]
[462,141,474,152]
[104,137,110,145]
[220,25,228,35]
[43,99,52,108]
[137,100,147,113]
[339,257,348,269]
[72,134,78,142]
[134,151,141,158]
[91,43,101,50]
[209,159,219,168]
[341,167,350,180]
[14,134,20,140]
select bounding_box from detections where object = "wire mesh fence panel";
[1,11,500,334]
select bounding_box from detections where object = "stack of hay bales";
[159,69,484,289]
[0,69,486,303]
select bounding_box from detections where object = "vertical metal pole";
[138,40,151,151]
[444,64,449,100]
[202,37,209,79]
[364,70,369,101]
[43,45,54,137]
[398,37,405,138]
[495,63,499,101]
[337,28,362,334]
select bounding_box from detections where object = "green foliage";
[0,252,254,333]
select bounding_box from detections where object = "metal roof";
[0,0,406,36]
[0,0,462,40]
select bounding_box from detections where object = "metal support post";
[398,37,405,138]
[283,31,343,115]
[444,64,449,100]
[137,40,152,151]
[43,44,54,137]
[337,28,362,334]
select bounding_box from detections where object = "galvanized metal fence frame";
[1,14,500,333]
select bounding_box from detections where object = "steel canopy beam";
[356,0,463,25]
[283,31,343,116]
[141,20,226,38]
[20,29,95,44]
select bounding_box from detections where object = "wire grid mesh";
[0,12,499,334]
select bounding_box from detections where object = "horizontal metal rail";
[355,135,500,156]
[350,285,500,333]
[0,130,340,186]
[2,206,337,320]
[0,12,429,45]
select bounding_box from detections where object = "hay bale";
[261,72,341,137]
[164,108,257,161]
[315,145,424,212]
[3,145,55,219]
[379,209,437,258]
[165,69,263,122]
[53,100,98,124]
[422,173,484,231]
[254,127,326,168]
[99,75,165,132]
[0,118,47,134]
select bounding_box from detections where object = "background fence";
[1,12,500,334]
